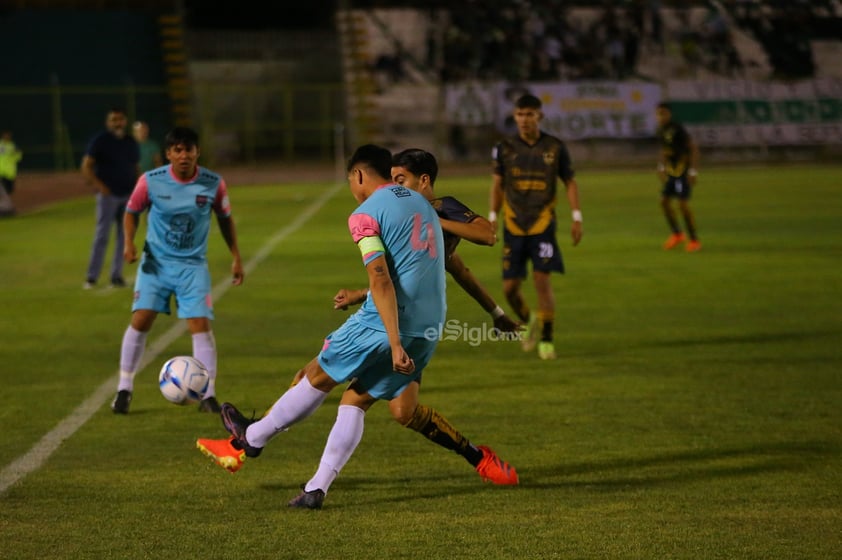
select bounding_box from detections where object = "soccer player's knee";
[391,402,415,426]
[503,283,519,300]
[396,403,431,430]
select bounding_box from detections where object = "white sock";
[192,331,216,398]
[245,375,329,448]
[118,326,147,392]
[305,405,365,494]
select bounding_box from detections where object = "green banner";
[666,79,842,146]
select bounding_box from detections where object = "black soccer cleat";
[111,390,132,414]
[220,402,262,458]
[197,395,221,413]
[288,485,325,510]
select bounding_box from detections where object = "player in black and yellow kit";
[490,94,583,360]
[656,102,701,252]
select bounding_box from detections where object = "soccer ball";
[159,356,209,405]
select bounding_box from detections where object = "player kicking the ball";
[197,145,517,510]
[293,147,522,486]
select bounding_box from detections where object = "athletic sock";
[192,331,217,398]
[538,310,554,342]
[305,405,365,493]
[118,326,147,392]
[405,404,482,466]
[246,375,329,448]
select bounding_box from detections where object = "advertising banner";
[445,81,662,139]
[665,79,842,146]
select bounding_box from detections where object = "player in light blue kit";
[111,126,244,415]
[197,145,451,509]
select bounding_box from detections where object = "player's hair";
[657,101,672,112]
[165,127,200,149]
[515,94,542,110]
[347,144,392,180]
[392,148,438,185]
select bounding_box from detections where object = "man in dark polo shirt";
[81,106,140,289]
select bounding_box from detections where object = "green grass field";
[1,164,840,559]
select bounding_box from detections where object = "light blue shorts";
[318,317,438,400]
[132,256,214,319]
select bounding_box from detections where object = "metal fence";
[1,82,345,172]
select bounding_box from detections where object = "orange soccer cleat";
[475,445,519,485]
[685,240,702,252]
[663,232,686,250]
[196,436,246,473]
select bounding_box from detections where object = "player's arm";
[656,158,668,183]
[556,144,582,246]
[333,288,369,310]
[214,180,244,286]
[364,249,414,375]
[687,134,700,186]
[563,176,583,247]
[80,154,110,195]
[445,252,521,333]
[489,173,504,230]
[123,211,140,264]
[440,215,496,246]
[123,177,149,263]
[216,214,244,286]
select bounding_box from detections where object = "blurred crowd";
[438,0,651,82]
[412,0,838,83]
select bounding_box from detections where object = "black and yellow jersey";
[431,195,478,259]
[492,133,574,236]
[657,120,692,177]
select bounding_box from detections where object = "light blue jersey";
[125,165,231,318]
[126,165,231,265]
[347,184,446,337]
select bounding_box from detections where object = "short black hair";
[515,94,542,110]
[657,101,672,112]
[392,148,438,185]
[165,126,200,149]
[347,144,392,180]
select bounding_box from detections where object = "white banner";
[445,81,662,139]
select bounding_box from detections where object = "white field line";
[0,181,344,496]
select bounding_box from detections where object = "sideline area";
[0,179,344,495]
[9,163,339,215]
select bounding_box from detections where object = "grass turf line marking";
[0,181,344,495]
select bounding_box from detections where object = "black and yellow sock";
[682,210,697,241]
[538,310,554,342]
[404,404,483,466]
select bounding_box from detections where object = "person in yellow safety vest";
[0,130,23,217]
